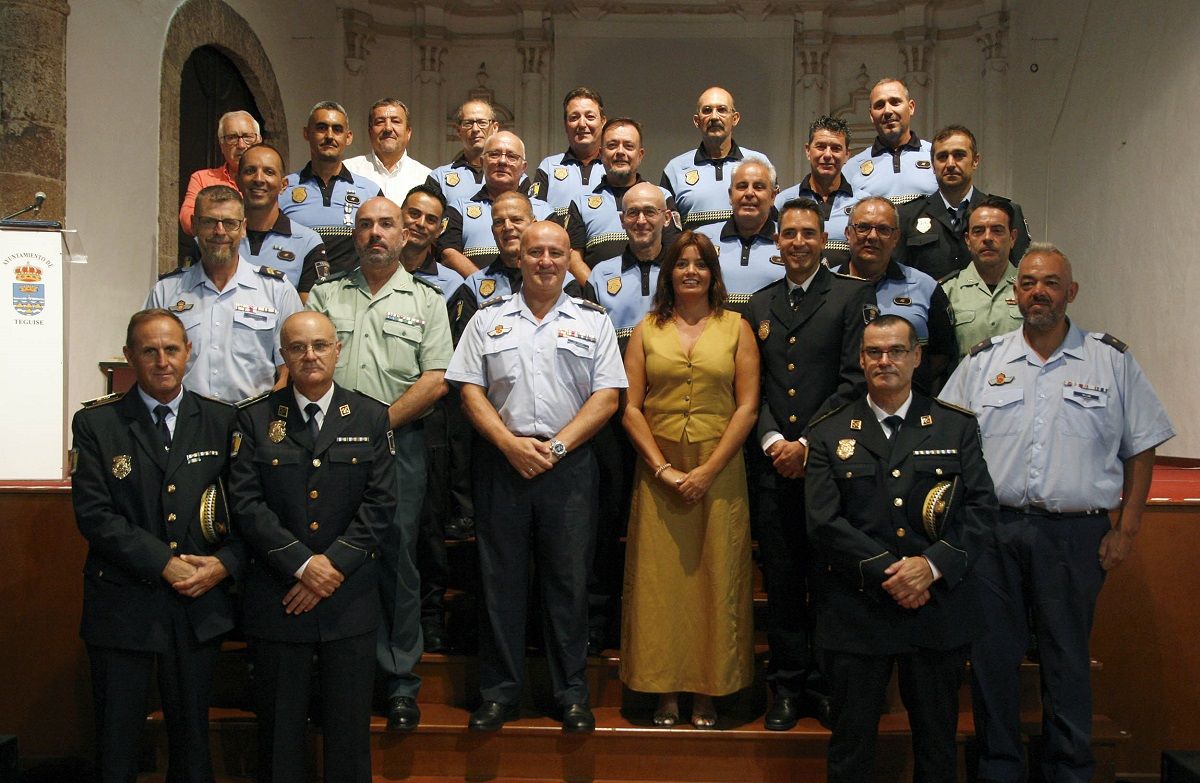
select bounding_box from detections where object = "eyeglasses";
[861,346,913,360]
[623,207,662,220]
[194,216,245,232]
[220,133,260,145]
[850,222,897,239]
[459,119,494,129]
[282,341,336,357]
[483,150,524,163]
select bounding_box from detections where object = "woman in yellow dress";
[619,231,760,729]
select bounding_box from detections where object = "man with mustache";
[894,125,1031,281]
[940,246,1174,783]
[179,110,259,236]
[531,87,607,213]
[280,101,383,286]
[344,98,432,205]
[844,78,937,206]
[833,196,956,394]
[662,86,773,231]
[236,143,327,296]
[306,196,454,732]
[428,100,500,204]
[774,115,858,269]
[146,185,302,403]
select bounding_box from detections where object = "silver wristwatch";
[550,438,568,458]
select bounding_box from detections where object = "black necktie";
[883,415,904,440]
[951,203,968,232]
[789,287,804,311]
[154,404,172,448]
[306,402,321,442]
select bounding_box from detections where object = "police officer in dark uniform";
[894,125,1031,281]
[71,308,241,783]
[805,314,997,783]
[230,311,397,783]
[744,198,876,730]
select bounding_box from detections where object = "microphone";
[1,192,48,222]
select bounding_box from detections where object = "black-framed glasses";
[850,222,897,239]
[459,119,495,129]
[194,216,245,232]
[220,133,260,145]
[862,346,912,360]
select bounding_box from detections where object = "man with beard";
[146,185,302,402]
[344,98,432,204]
[532,87,607,212]
[280,101,383,285]
[844,79,937,206]
[940,246,1174,783]
[428,100,500,204]
[775,115,858,269]
[662,86,772,231]
[306,196,454,732]
[179,110,260,236]
[236,143,327,295]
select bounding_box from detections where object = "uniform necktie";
[154,404,172,448]
[951,203,968,232]
[883,414,904,440]
[306,402,321,442]
[789,287,805,311]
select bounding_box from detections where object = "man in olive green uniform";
[306,195,454,731]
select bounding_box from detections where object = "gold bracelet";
[653,462,672,479]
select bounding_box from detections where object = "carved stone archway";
[157,0,287,271]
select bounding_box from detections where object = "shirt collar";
[366,149,410,175]
[621,242,668,272]
[293,384,335,420]
[596,173,646,194]
[409,251,439,277]
[866,391,914,424]
[265,211,293,236]
[561,148,597,165]
[190,258,258,293]
[940,187,975,213]
[298,160,355,185]
[136,385,183,419]
[694,139,744,165]
[511,290,575,323]
[788,265,820,293]
[799,173,853,198]
[450,152,480,171]
[719,216,775,243]
[871,132,923,157]
[1004,319,1087,365]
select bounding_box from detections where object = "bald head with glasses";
[845,196,900,282]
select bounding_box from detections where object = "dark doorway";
[176,45,264,264]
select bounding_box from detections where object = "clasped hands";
[657,463,715,505]
[882,556,935,610]
[504,436,559,479]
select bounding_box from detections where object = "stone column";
[0,0,68,224]
[792,20,830,184]
[900,31,935,138]
[338,7,374,136]
[516,42,549,159]
[413,40,446,166]
[977,11,1010,194]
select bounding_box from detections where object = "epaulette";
[830,268,868,282]
[257,266,286,280]
[806,400,852,430]
[195,393,235,407]
[480,294,511,309]
[969,337,997,357]
[573,297,607,314]
[81,392,121,409]
[937,269,960,286]
[1095,332,1128,353]
[157,265,187,281]
[311,269,351,286]
[235,390,271,409]
[412,276,443,295]
[352,389,391,408]
[934,398,977,417]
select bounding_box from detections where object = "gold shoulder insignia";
[934,398,977,417]
[257,266,285,280]
[81,393,121,409]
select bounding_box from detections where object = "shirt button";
[351,457,358,464]
[935,468,944,475]
[166,484,176,494]
[788,415,797,423]
[309,490,319,499]
[789,337,797,345]
[891,469,901,478]
[788,363,795,371]
[169,541,178,550]
[896,528,906,537]
[167,513,177,522]
[684,395,690,402]
[312,458,321,467]
[271,458,279,466]
[788,388,796,397]
[893,497,903,507]
[845,471,853,478]
[309,521,319,531]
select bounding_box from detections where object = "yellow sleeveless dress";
[619,309,755,695]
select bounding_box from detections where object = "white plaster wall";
[1008,0,1199,456]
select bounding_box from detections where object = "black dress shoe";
[444,515,475,541]
[765,696,800,731]
[387,696,420,731]
[469,700,519,731]
[422,623,447,654]
[586,632,607,657]
[562,703,595,733]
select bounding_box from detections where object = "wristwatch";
[550,438,568,459]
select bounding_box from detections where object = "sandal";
[691,710,717,729]
[653,709,679,727]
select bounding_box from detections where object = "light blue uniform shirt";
[661,141,772,230]
[583,248,662,342]
[844,135,936,206]
[939,322,1175,511]
[696,218,783,309]
[445,292,628,438]
[145,259,303,402]
[774,174,857,265]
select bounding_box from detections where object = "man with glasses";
[306,195,454,733]
[436,131,554,279]
[834,196,956,393]
[805,313,997,783]
[894,125,1031,281]
[179,110,260,236]
[428,100,500,204]
[344,98,432,204]
[147,185,302,403]
[662,86,773,231]
[844,78,937,206]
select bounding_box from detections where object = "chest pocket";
[834,461,876,483]
[233,307,277,331]
[1007,305,1022,321]
[912,454,962,478]
[977,384,1023,436]
[328,443,374,465]
[906,230,938,248]
[556,334,596,359]
[253,446,302,467]
[1058,385,1110,440]
[556,332,597,396]
[383,318,424,369]
[953,309,976,327]
[332,317,355,368]
[481,332,523,393]
[177,308,202,333]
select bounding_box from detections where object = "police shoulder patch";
[236,390,272,409]
[81,392,121,409]
[412,276,443,295]
[1096,332,1128,353]
[934,398,977,417]
[968,337,997,357]
[257,266,286,280]
[574,297,607,314]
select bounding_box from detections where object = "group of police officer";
[70,78,1173,783]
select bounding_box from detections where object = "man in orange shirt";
[179,110,261,235]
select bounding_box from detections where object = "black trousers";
[825,646,967,783]
[970,510,1110,783]
[418,400,452,625]
[88,601,220,783]
[252,631,375,783]
[586,417,635,641]
[474,442,598,706]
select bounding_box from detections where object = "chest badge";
[276,249,295,261]
[916,160,932,169]
[989,372,1014,386]
[554,167,568,181]
[291,187,308,204]
[268,420,287,443]
[607,277,622,296]
[587,195,603,210]
[757,320,770,340]
[170,299,193,313]
[345,191,361,205]
[859,160,874,177]
[916,217,932,234]
[445,172,460,187]
[920,415,933,427]
[850,419,863,430]
[893,296,912,306]
[339,404,351,417]
[1005,297,1017,305]
[479,279,496,298]
[465,204,483,219]
[684,170,700,186]
[276,405,289,419]
[111,454,132,479]
[836,439,856,460]
[490,323,512,337]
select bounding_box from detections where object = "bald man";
[844,78,937,205]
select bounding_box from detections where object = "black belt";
[1000,505,1107,519]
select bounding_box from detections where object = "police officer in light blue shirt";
[146,185,303,402]
[843,79,936,206]
[661,86,772,231]
[531,87,606,214]
[775,115,858,268]
[427,99,499,205]
[695,157,783,314]
[279,101,382,285]
[939,244,1174,783]
[446,221,626,733]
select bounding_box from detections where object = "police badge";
[757,320,770,340]
[684,170,700,186]
[268,420,287,443]
[554,167,568,181]
[836,439,856,460]
[916,217,932,234]
[587,196,603,210]
[859,161,874,177]
[112,455,132,479]
[465,204,483,219]
[445,172,460,187]
[479,279,496,298]
[607,277,622,296]
[291,187,308,204]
